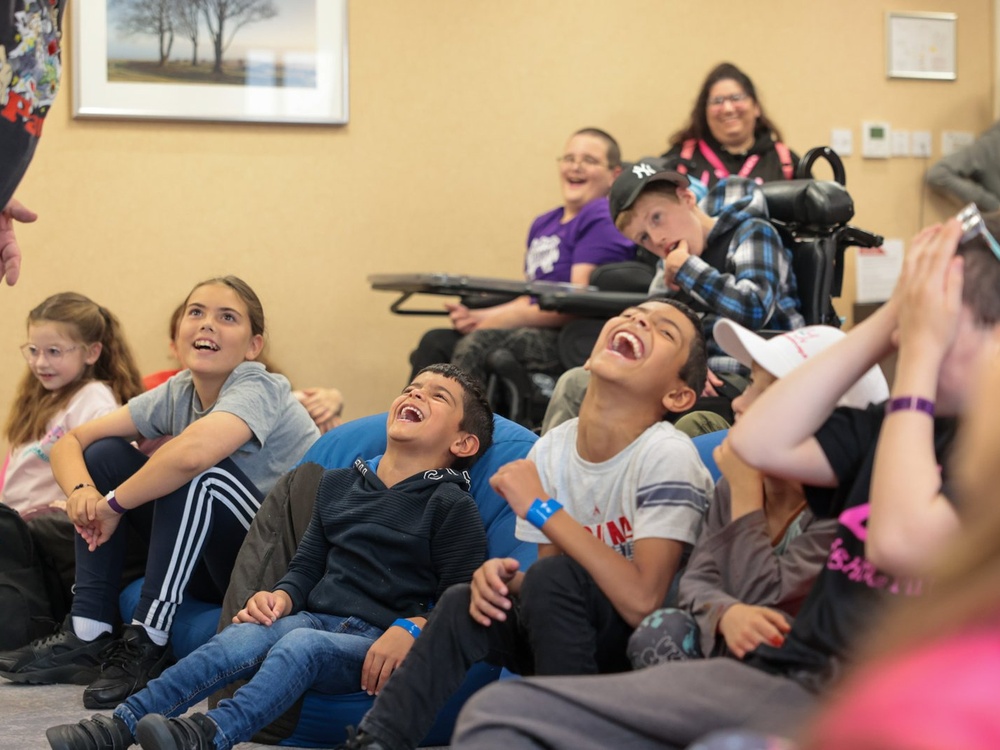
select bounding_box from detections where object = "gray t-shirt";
[128,361,319,494]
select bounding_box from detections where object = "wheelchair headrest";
[760,179,855,228]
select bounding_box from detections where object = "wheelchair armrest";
[836,225,884,250]
[536,290,649,317]
[829,225,885,299]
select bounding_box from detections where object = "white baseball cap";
[713,319,890,409]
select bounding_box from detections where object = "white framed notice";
[886,11,957,80]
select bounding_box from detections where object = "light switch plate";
[891,130,910,157]
[912,131,932,158]
[830,128,853,157]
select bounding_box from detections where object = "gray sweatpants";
[452,658,817,750]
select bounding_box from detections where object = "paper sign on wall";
[855,239,904,303]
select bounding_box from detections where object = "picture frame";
[72,0,348,124]
[886,11,957,81]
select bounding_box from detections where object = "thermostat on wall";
[862,121,892,159]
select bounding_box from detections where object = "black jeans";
[360,555,634,750]
[72,438,263,632]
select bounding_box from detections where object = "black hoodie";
[275,457,487,629]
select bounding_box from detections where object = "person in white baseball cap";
[714,320,890,415]
[628,320,887,671]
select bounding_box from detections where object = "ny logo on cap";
[632,163,656,178]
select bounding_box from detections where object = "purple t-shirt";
[523,196,634,282]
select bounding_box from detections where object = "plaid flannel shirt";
[648,178,804,375]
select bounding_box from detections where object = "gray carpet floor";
[0,681,449,749]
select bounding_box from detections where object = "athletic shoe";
[134,713,215,750]
[83,625,171,709]
[45,713,134,750]
[0,620,112,685]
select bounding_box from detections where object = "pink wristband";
[885,396,935,417]
[105,489,127,514]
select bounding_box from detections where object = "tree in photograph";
[174,0,204,66]
[200,0,278,74]
[111,0,175,66]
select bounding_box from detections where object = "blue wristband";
[526,498,563,530]
[391,618,421,639]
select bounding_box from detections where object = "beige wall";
[0,0,993,447]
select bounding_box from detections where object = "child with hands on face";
[628,319,887,667]
[438,212,1000,750]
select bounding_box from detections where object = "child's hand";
[361,623,419,695]
[469,558,520,626]
[718,603,791,659]
[661,240,691,291]
[74,501,123,552]
[702,370,725,397]
[446,302,484,334]
[895,220,964,359]
[233,590,291,625]
[65,485,105,526]
[489,459,547,519]
[294,387,344,433]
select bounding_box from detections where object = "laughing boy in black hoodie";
[46,364,494,750]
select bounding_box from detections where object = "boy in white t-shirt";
[340,298,715,750]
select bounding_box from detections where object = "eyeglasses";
[707,92,750,108]
[20,343,83,362]
[958,203,1000,261]
[557,154,608,169]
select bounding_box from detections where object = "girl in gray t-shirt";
[5,276,319,711]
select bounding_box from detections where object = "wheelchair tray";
[535,289,649,318]
[368,273,595,315]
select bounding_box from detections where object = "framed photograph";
[72,0,348,124]
[886,11,957,80]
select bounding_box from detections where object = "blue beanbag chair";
[121,412,538,746]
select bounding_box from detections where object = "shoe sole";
[0,664,99,686]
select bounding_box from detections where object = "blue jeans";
[114,611,382,750]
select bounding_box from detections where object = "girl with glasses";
[3,292,143,522]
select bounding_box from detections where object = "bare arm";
[867,222,964,574]
[491,459,681,627]
[54,406,253,524]
[729,294,899,486]
[447,263,595,332]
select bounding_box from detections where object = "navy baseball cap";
[609,159,690,222]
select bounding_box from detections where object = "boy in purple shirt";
[409,128,635,384]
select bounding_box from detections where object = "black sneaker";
[83,625,172,710]
[46,713,135,750]
[334,726,389,750]
[0,620,112,685]
[135,713,215,750]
